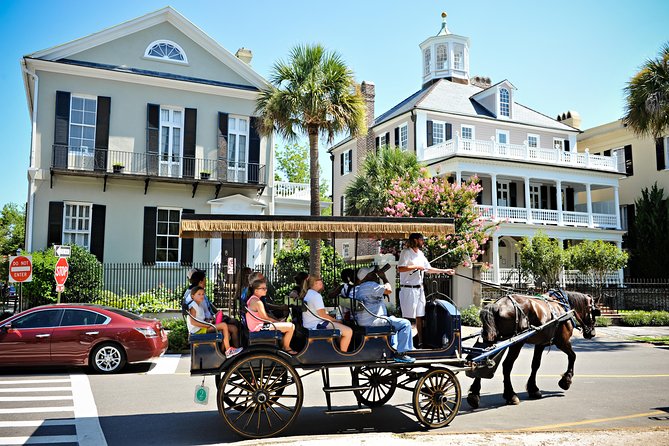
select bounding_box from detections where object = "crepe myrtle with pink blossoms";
[383,173,499,268]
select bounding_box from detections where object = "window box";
[200,171,211,180]
[112,163,124,174]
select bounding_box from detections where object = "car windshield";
[105,308,143,320]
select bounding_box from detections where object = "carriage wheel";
[352,366,397,408]
[217,353,303,439]
[216,372,251,411]
[412,368,461,429]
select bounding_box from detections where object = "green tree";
[345,146,424,216]
[623,42,669,137]
[517,231,567,287]
[568,240,628,290]
[256,44,366,275]
[628,183,669,278]
[274,143,331,213]
[0,203,25,256]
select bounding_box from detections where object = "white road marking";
[0,435,78,444]
[146,354,182,375]
[71,373,107,446]
[0,419,74,427]
[0,386,72,393]
[0,379,70,385]
[0,406,74,414]
[0,395,72,401]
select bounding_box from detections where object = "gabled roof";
[26,6,267,90]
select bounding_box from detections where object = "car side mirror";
[0,324,9,333]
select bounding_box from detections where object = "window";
[376,134,388,148]
[664,137,669,169]
[60,309,108,327]
[12,310,63,329]
[159,108,183,177]
[342,243,350,258]
[145,40,188,64]
[612,147,626,173]
[461,125,474,140]
[433,122,445,145]
[530,184,541,209]
[496,130,509,145]
[527,134,539,148]
[423,48,431,75]
[156,208,181,263]
[553,138,565,151]
[436,44,448,70]
[453,44,464,70]
[228,116,249,182]
[499,88,510,117]
[497,181,509,207]
[343,150,352,174]
[69,95,97,155]
[63,202,92,250]
[400,124,409,150]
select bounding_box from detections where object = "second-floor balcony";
[422,137,621,173]
[51,145,266,186]
[477,205,618,229]
[274,181,310,200]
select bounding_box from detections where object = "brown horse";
[467,291,600,408]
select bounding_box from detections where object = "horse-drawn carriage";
[179,215,599,439]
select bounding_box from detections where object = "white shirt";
[186,300,207,334]
[398,247,431,286]
[302,289,326,330]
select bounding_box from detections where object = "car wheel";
[90,343,127,374]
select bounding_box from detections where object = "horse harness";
[547,289,579,332]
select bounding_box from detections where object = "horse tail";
[479,303,498,343]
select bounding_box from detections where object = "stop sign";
[54,257,69,286]
[9,255,33,283]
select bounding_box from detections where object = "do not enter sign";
[9,255,33,283]
[55,257,69,286]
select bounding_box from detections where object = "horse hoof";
[505,394,520,405]
[466,393,480,409]
[558,378,571,391]
[528,390,542,400]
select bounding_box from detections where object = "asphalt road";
[1,327,668,445]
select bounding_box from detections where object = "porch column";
[586,183,594,227]
[556,179,563,225]
[491,173,498,220]
[614,185,621,229]
[456,170,462,186]
[524,176,532,224]
[557,237,564,288]
[616,240,624,285]
[492,233,500,284]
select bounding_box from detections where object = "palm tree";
[623,42,669,137]
[345,146,425,216]
[256,44,366,275]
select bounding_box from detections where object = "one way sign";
[54,245,71,258]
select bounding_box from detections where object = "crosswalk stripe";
[0,395,73,402]
[0,435,78,444]
[0,420,75,427]
[147,354,182,375]
[0,387,72,393]
[71,374,107,446]
[0,379,70,385]
[0,406,74,414]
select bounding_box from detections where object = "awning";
[180,215,455,239]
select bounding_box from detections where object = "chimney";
[360,81,375,128]
[556,110,581,129]
[357,81,376,167]
[470,75,492,89]
[235,47,253,64]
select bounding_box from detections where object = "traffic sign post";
[8,255,32,313]
[54,257,69,304]
[54,245,71,258]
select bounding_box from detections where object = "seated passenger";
[351,266,415,363]
[186,286,243,359]
[301,275,353,352]
[245,279,297,354]
[289,271,309,303]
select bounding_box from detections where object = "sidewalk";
[461,325,669,340]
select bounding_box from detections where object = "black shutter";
[549,186,557,210]
[604,149,611,157]
[54,91,70,168]
[476,190,482,205]
[564,139,570,151]
[183,108,197,179]
[340,196,345,216]
[655,137,665,171]
[47,201,64,247]
[218,112,229,181]
[347,150,352,173]
[375,136,380,150]
[394,127,400,147]
[180,209,194,265]
[385,132,390,148]
[566,187,575,211]
[142,207,157,265]
[509,182,517,207]
[146,104,159,175]
[340,153,344,175]
[94,96,111,172]
[90,204,106,262]
[627,203,636,243]
[540,186,548,209]
[623,144,633,176]
[426,120,433,147]
[445,123,452,141]
[248,117,261,184]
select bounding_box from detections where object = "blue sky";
[1,0,668,206]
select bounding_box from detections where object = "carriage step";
[324,408,372,415]
[322,385,369,393]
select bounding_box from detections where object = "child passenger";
[186,286,242,359]
[246,279,297,355]
[301,275,353,352]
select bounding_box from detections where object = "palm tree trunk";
[308,128,321,276]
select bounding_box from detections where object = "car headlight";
[135,327,157,337]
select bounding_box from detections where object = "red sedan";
[0,303,168,373]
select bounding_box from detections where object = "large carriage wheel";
[412,368,461,429]
[352,366,397,407]
[217,353,303,439]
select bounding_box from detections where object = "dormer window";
[424,48,432,75]
[145,40,188,64]
[436,44,448,70]
[500,88,510,117]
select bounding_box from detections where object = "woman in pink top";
[246,279,296,354]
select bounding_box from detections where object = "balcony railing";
[275,181,310,199]
[51,146,266,185]
[477,205,617,229]
[423,137,621,173]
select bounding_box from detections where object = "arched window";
[436,44,448,70]
[144,40,188,64]
[424,48,431,75]
[500,88,510,117]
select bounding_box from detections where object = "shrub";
[162,317,189,352]
[460,305,482,327]
[93,289,174,314]
[619,311,669,327]
[595,317,612,327]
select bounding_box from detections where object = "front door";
[497,181,509,207]
[159,108,183,178]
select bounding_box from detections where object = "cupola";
[419,12,471,88]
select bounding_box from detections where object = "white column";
[492,233,500,284]
[556,179,563,225]
[524,176,532,223]
[614,185,621,229]
[455,170,462,185]
[415,111,428,160]
[491,173,498,220]
[616,240,624,285]
[586,183,594,227]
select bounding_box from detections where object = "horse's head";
[479,303,498,343]
[568,291,599,339]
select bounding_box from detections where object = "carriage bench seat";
[361,325,393,335]
[249,330,282,346]
[189,332,223,343]
[306,328,341,338]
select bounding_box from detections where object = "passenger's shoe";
[393,354,416,363]
[225,347,243,359]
